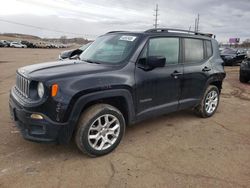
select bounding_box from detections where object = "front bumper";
[9,93,71,144]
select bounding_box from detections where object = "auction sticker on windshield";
[119,36,137,41]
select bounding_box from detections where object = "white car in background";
[10,42,27,48]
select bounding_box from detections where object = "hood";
[18,60,117,81]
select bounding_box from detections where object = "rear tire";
[75,104,125,157]
[195,85,220,118]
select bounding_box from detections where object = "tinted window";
[79,42,92,51]
[184,38,204,63]
[221,48,237,54]
[205,40,212,57]
[148,38,179,64]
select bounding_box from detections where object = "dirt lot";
[0,48,250,188]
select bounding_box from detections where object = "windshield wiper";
[83,59,100,64]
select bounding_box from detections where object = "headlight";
[37,82,44,98]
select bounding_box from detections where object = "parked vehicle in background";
[59,42,92,60]
[34,42,48,48]
[10,42,27,48]
[219,47,224,53]
[0,39,68,49]
[220,48,246,66]
[21,41,36,48]
[0,41,5,47]
[0,40,11,47]
[240,50,250,83]
[48,43,59,48]
[9,28,225,157]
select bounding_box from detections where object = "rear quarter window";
[205,40,213,58]
[184,38,205,63]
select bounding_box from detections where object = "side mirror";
[147,56,166,68]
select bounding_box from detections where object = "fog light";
[30,114,44,120]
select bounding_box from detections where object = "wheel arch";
[205,73,225,93]
[60,89,135,143]
[209,80,222,93]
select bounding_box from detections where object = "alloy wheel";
[205,90,218,114]
[87,114,120,151]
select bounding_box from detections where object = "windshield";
[79,42,92,51]
[221,48,237,54]
[80,34,139,64]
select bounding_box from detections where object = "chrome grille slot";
[16,73,30,98]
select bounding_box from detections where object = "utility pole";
[194,13,200,32]
[197,13,200,32]
[153,4,159,29]
[194,18,197,32]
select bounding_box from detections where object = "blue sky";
[0,0,249,42]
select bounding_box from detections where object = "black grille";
[16,73,30,98]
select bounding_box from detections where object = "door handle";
[171,71,183,78]
[202,66,211,72]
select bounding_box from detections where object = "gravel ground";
[0,48,250,188]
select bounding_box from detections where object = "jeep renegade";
[9,28,226,156]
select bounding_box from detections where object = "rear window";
[184,38,204,63]
[221,48,237,54]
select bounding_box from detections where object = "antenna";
[153,4,159,29]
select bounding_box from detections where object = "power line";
[0,18,97,38]
[153,4,159,29]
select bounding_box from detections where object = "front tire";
[75,104,125,157]
[195,85,220,118]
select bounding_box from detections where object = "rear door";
[135,37,183,119]
[179,38,213,109]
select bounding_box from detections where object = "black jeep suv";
[9,28,226,156]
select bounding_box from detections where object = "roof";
[106,28,214,39]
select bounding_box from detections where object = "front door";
[135,37,183,120]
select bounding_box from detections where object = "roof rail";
[106,31,127,34]
[144,28,213,38]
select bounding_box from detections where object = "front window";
[80,34,139,64]
[148,37,179,65]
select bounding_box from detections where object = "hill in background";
[0,33,91,45]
